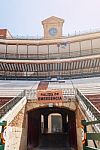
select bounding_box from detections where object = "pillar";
[44,114,48,133]
[62,113,67,133]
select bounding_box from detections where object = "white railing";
[76,89,100,132]
[26,88,76,100]
[4,28,100,40]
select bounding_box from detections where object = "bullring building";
[0,16,100,150]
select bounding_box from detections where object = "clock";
[49,27,57,36]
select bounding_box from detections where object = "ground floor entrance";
[27,106,77,150]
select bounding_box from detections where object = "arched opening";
[27,106,77,150]
[48,113,62,133]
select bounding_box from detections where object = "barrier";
[81,120,100,150]
[0,121,7,150]
[0,90,25,118]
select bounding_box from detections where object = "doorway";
[27,106,77,149]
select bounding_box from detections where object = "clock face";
[49,27,57,36]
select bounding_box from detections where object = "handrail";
[81,120,100,150]
[76,89,100,120]
[64,28,100,38]
[0,48,100,60]
[27,88,75,100]
[1,28,100,40]
[0,121,7,149]
[76,90,100,139]
[0,90,26,118]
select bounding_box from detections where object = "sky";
[0,0,100,37]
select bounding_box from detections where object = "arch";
[27,101,77,112]
[27,105,77,149]
[48,113,62,133]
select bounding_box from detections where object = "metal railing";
[2,28,100,40]
[26,88,76,101]
[0,121,7,150]
[0,90,26,118]
[6,35,43,40]
[76,89,100,121]
[0,48,100,60]
[82,120,100,150]
[76,89,100,150]
[64,28,100,38]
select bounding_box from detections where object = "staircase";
[76,89,100,149]
[0,90,26,119]
[85,95,100,111]
[0,90,27,150]
[0,97,13,107]
[76,89,100,121]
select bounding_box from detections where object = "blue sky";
[0,0,100,36]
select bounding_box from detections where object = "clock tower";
[42,16,64,39]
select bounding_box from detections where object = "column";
[44,114,48,133]
[62,113,67,133]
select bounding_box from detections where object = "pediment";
[42,16,64,24]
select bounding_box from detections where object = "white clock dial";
[49,27,57,36]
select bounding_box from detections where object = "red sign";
[37,90,63,103]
